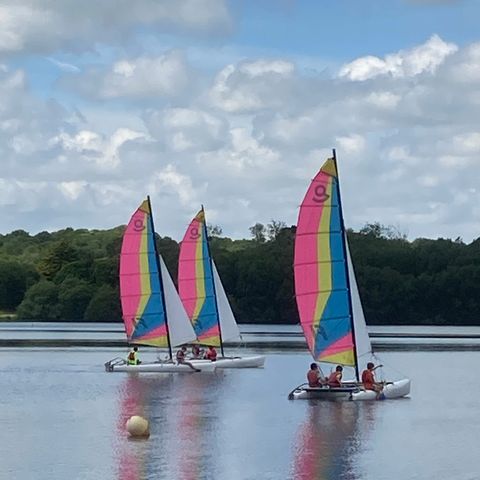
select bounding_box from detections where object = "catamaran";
[177,207,265,368]
[288,152,410,400]
[105,198,214,373]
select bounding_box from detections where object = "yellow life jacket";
[127,351,137,365]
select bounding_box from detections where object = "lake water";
[0,339,479,479]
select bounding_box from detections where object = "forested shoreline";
[0,222,479,325]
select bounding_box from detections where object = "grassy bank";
[0,311,17,321]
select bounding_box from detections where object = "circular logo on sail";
[134,219,146,232]
[190,227,201,240]
[312,184,329,204]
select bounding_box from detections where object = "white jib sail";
[346,240,373,362]
[159,255,197,347]
[212,261,241,343]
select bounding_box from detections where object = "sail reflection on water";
[112,372,223,480]
[173,373,224,480]
[114,374,173,479]
[291,402,374,480]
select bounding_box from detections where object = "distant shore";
[2,322,480,350]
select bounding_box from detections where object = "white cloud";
[0,0,232,55]
[59,181,87,200]
[51,128,147,169]
[3,31,480,242]
[153,164,200,207]
[452,132,480,153]
[336,134,366,154]
[366,91,401,109]
[339,35,457,81]
[210,59,295,113]
[143,107,228,152]
[67,51,191,100]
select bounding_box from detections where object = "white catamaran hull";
[351,378,411,401]
[105,360,216,373]
[191,355,265,369]
[289,378,411,401]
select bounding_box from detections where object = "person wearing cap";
[307,363,324,387]
[361,362,384,399]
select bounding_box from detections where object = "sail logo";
[190,227,201,240]
[313,184,329,204]
[134,219,146,232]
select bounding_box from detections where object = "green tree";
[0,261,36,311]
[93,257,118,286]
[249,223,266,243]
[58,279,95,321]
[38,240,78,280]
[266,220,287,241]
[16,281,60,320]
[54,257,94,284]
[207,224,223,237]
[84,285,122,322]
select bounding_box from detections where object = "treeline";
[0,223,479,325]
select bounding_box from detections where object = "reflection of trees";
[291,402,364,480]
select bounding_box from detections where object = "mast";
[147,195,173,360]
[332,149,360,381]
[202,205,225,357]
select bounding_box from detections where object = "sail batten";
[294,157,356,366]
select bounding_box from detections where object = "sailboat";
[105,197,215,373]
[177,207,265,368]
[288,152,410,400]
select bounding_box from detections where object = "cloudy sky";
[1,0,479,241]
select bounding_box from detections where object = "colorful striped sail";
[294,157,356,366]
[119,199,168,347]
[178,210,221,346]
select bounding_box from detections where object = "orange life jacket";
[328,371,341,386]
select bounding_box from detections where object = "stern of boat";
[104,357,126,372]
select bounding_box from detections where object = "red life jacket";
[362,369,375,389]
[205,348,217,361]
[307,370,321,387]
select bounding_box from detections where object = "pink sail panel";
[178,210,220,346]
[294,158,355,365]
[119,199,168,347]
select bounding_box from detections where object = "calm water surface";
[0,348,478,480]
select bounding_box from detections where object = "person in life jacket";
[127,346,140,365]
[361,362,384,399]
[307,363,325,387]
[176,346,200,372]
[204,346,217,361]
[327,365,343,387]
[191,344,204,359]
